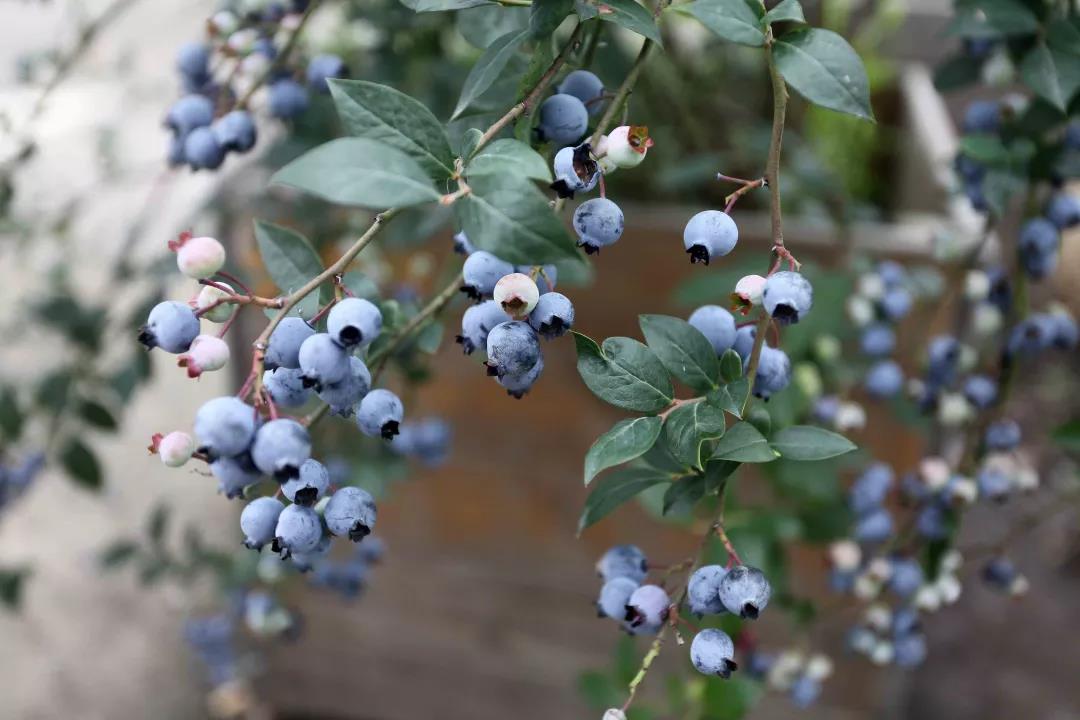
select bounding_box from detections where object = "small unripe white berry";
[195,282,235,323]
[178,334,230,378]
[829,540,861,571]
[603,710,627,720]
[157,431,195,467]
[804,654,833,681]
[493,273,539,318]
[856,273,885,300]
[936,573,962,604]
[937,392,973,427]
[972,302,1003,336]
[814,334,841,362]
[869,640,894,666]
[919,456,951,491]
[172,232,226,279]
[835,402,866,432]
[846,295,874,327]
[940,550,963,573]
[597,125,653,169]
[732,274,767,310]
[864,604,892,632]
[964,270,990,301]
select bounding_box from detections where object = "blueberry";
[889,557,924,598]
[733,325,757,361]
[327,297,382,349]
[557,70,604,115]
[317,356,371,416]
[573,198,624,254]
[265,317,315,370]
[1018,218,1060,280]
[596,545,648,583]
[251,418,311,479]
[879,287,913,322]
[281,458,329,506]
[456,300,511,354]
[485,321,541,379]
[849,462,894,515]
[452,231,475,255]
[687,564,728,615]
[306,53,347,92]
[717,566,770,619]
[1049,312,1079,349]
[747,345,791,399]
[915,502,948,540]
[790,675,821,707]
[625,584,670,633]
[688,305,736,356]
[683,210,738,265]
[356,388,404,439]
[596,576,638,619]
[1006,315,1053,357]
[745,651,775,679]
[211,110,257,153]
[963,36,997,59]
[926,335,960,386]
[210,454,262,498]
[390,417,452,466]
[166,94,214,135]
[290,532,332,572]
[139,301,200,353]
[876,260,907,288]
[528,292,575,339]
[263,368,310,408]
[272,503,323,557]
[977,466,1011,501]
[984,418,1021,451]
[268,78,309,119]
[962,374,997,409]
[497,354,544,398]
[536,93,588,147]
[240,497,285,549]
[860,323,896,357]
[854,507,894,543]
[812,395,840,425]
[893,632,927,668]
[864,360,903,399]
[962,100,1000,134]
[195,396,257,458]
[184,127,226,170]
[830,568,856,592]
[891,606,920,636]
[461,251,514,301]
[324,486,377,541]
[690,628,737,678]
[176,41,211,81]
[981,556,1017,590]
[550,143,599,198]
[763,271,813,325]
[1045,193,1080,230]
[298,333,350,389]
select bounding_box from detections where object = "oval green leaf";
[639,314,721,393]
[453,29,529,118]
[584,416,664,485]
[573,333,674,413]
[673,0,765,47]
[710,421,778,463]
[578,467,671,535]
[773,27,874,121]
[663,400,727,470]
[770,425,857,461]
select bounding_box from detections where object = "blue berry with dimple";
[176,41,211,82]
[240,497,284,549]
[550,143,599,198]
[865,360,903,398]
[747,346,791,399]
[195,396,257,458]
[357,388,404,439]
[282,458,329,506]
[625,584,670,633]
[596,576,638,619]
[926,335,960,386]
[879,286,913,321]
[854,507,894,543]
[977,466,1010,501]
[763,271,813,325]
[306,54,347,92]
[1018,218,1060,280]
[265,317,315,371]
[166,94,214,135]
[982,556,1018,590]
[915,503,948,540]
[683,210,738,265]
[272,503,322,557]
[485,321,541,379]
[327,297,382,349]
[962,100,1000,134]
[790,675,822,707]
[597,545,647,583]
[212,110,257,153]
[456,300,511,354]
[210,454,262,498]
[860,323,895,357]
[849,462,893,515]
[251,418,311,479]
[184,127,226,170]
[893,632,928,668]
[717,565,770,619]
[690,628,737,678]
[537,93,588,146]
[268,79,310,119]
[733,325,757,361]
[325,486,377,541]
[461,251,514,301]
[557,70,604,115]
[317,356,371,416]
[497,354,544,398]
[889,557,924,598]
[985,418,1021,451]
[687,564,728,615]
[139,301,200,353]
[573,198,624,254]
[1045,193,1080,230]
[1007,315,1054,357]
[528,292,575,339]
[962,374,997,409]
[1050,313,1079,349]
[688,305,736,356]
[264,368,311,408]
[298,333,350,389]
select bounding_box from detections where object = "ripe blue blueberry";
[168,135,187,167]
[733,324,757,361]
[573,198,624,254]
[812,395,840,426]
[550,143,599,198]
[537,93,588,147]
[981,556,1018,591]
[915,502,948,540]
[268,78,310,119]
[1050,312,1079,349]
[687,564,728,616]
[390,417,452,466]
[849,462,894,515]
[864,359,903,399]
[195,396,257,458]
[264,368,311,408]
[461,251,514,301]
[876,260,907,288]
[272,503,323,557]
[748,345,791,400]
[790,675,822,707]
[251,418,311,480]
[977,466,1010,501]
[1006,315,1053,357]
[356,388,404,439]
[139,301,200,353]
[984,418,1021,451]
[962,374,998,410]
[557,70,604,116]
[485,321,541,379]
[925,335,960,386]
[688,305,736,356]
[176,41,211,82]
[683,210,738,265]
[690,628,737,678]
[879,286,913,322]
[298,332,350,389]
[166,94,214,135]
[1045,193,1080,230]
[854,507,894,543]
[625,584,670,633]
[1018,218,1060,280]
[306,53,347,92]
[962,100,1000,134]
[889,557,924,598]
[528,292,575,339]
[324,486,377,541]
[453,231,475,256]
[763,271,813,325]
[184,127,226,170]
[596,576,638,619]
[717,566,770,619]
[893,632,928,668]
[317,356,371,416]
[265,317,315,370]
[327,297,382,349]
[210,454,262,499]
[456,300,511,354]
[597,544,648,583]
[211,110,257,153]
[497,354,544,398]
[240,497,285,549]
[860,323,896,357]
[281,458,330,506]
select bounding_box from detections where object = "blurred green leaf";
[762,0,805,26]
[148,505,170,545]
[933,53,983,92]
[1019,41,1080,113]
[662,473,707,514]
[0,386,23,442]
[530,0,574,37]
[99,540,139,569]
[1052,419,1080,451]
[401,0,494,11]
[585,416,664,485]
[579,467,671,534]
[78,399,118,431]
[945,0,1039,38]
[59,438,103,490]
[0,567,31,610]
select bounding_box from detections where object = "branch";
[763,29,788,251]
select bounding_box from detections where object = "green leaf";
[762,0,805,26]
[638,315,721,392]
[770,425,856,460]
[454,171,580,264]
[710,421,777,463]
[467,138,552,182]
[254,220,324,318]
[719,349,743,383]
[328,79,456,182]
[662,473,707,515]
[933,54,984,92]
[59,438,103,490]
[702,676,762,720]
[773,28,874,121]
[703,457,740,492]
[0,386,23,442]
[341,271,379,299]
[0,567,31,609]
[78,399,118,431]
[148,505,170,545]
[747,405,771,437]
[529,0,574,37]
[673,0,764,47]
[578,467,670,534]
[453,29,529,118]
[663,400,727,469]
[584,416,664,485]
[271,138,442,209]
[401,0,494,11]
[459,128,485,159]
[1019,42,1080,113]
[945,0,1039,39]
[586,0,663,45]
[573,332,674,413]
[1052,419,1080,452]
[100,540,139,568]
[707,378,748,417]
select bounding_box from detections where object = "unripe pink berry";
[171,231,226,279]
[154,431,195,467]
[597,125,653,169]
[195,282,235,323]
[177,334,230,378]
[493,273,539,318]
[732,274,767,313]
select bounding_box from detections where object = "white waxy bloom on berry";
[178,334,231,378]
[493,273,540,318]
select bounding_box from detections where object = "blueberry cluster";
[453,234,576,398]
[841,260,915,401]
[309,535,385,600]
[184,613,241,688]
[536,70,606,148]
[741,649,834,708]
[166,1,347,170]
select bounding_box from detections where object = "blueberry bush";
[3,0,1080,716]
